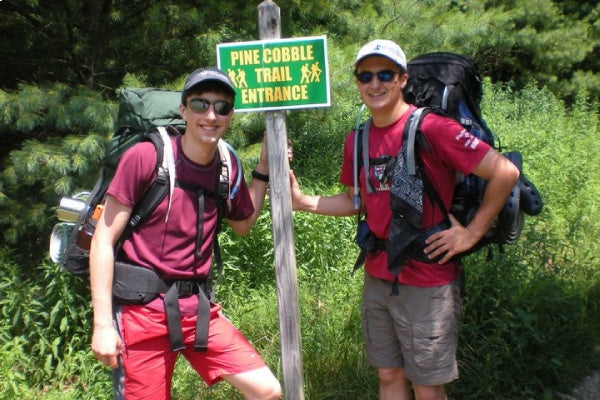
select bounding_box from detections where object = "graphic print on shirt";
[368,155,395,192]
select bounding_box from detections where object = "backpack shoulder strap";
[116,127,175,251]
[206,140,243,287]
[403,108,450,221]
[216,139,243,205]
[353,104,367,212]
[156,126,176,221]
[405,107,427,176]
[360,118,375,195]
[352,116,375,205]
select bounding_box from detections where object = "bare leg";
[378,367,412,400]
[223,366,281,400]
[413,383,447,400]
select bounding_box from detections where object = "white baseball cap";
[354,39,407,70]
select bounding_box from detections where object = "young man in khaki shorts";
[290,39,519,400]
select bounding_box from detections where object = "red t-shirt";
[340,106,490,286]
[107,134,253,313]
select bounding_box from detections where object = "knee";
[257,379,282,400]
[378,367,406,386]
[268,381,282,400]
[226,365,282,400]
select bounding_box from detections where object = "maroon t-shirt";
[340,106,490,286]
[107,134,253,313]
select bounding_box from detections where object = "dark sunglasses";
[188,98,233,116]
[355,69,399,84]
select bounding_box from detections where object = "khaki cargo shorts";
[361,274,461,386]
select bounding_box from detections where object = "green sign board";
[217,36,330,112]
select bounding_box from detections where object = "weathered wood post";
[258,1,305,399]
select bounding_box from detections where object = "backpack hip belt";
[353,217,450,274]
[113,261,212,352]
[410,220,451,264]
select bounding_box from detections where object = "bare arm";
[424,149,520,263]
[89,195,131,368]
[290,170,357,217]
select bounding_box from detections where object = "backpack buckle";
[155,167,168,184]
[176,280,197,297]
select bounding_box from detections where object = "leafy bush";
[0,85,113,268]
[0,249,113,399]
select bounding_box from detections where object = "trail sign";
[217,36,329,112]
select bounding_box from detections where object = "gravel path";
[557,370,600,400]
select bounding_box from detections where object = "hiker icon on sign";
[227,69,248,89]
[301,62,323,84]
[310,62,322,82]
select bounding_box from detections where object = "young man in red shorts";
[90,67,281,399]
[290,40,519,400]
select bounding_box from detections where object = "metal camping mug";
[56,192,89,223]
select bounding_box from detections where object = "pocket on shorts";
[121,305,168,347]
[411,321,455,372]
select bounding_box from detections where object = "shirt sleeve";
[106,141,158,208]
[339,131,356,187]
[420,112,491,176]
[223,150,254,221]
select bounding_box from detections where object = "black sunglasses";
[355,69,399,84]
[188,98,233,116]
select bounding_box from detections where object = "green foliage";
[0,1,256,91]
[352,0,598,103]
[444,82,600,399]
[283,43,363,187]
[0,248,113,399]
[297,262,377,399]
[0,335,41,399]
[279,0,376,40]
[455,247,600,399]
[0,84,112,266]
[482,81,600,251]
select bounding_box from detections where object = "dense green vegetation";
[1,1,599,399]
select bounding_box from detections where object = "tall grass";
[1,83,599,399]
[450,83,600,399]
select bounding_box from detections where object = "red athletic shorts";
[116,303,266,400]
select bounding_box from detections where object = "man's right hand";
[91,325,122,369]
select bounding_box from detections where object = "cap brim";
[183,80,236,101]
[355,53,401,68]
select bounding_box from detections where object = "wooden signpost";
[257,3,304,399]
[217,2,330,398]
